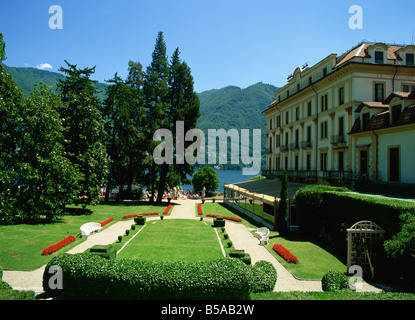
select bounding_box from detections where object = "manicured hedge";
[294,184,415,251]
[41,235,76,256]
[272,244,299,264]
[321,270,353,292]
[250,260,277,293]
[43,254,260,300]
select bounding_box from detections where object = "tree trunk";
[156,163,169,203]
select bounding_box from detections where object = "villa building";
[262,42,415,188]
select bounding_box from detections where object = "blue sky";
[1,0,414,92]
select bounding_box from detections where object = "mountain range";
[3,65,278,170]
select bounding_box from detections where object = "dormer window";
[391,104,402,125]
[361,112,370,130]
[406,53,414,66]
[323,67,327,77]
[375,51,384,64]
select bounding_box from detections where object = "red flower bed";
[41,235,76,256]
[197,203,203,215]
[122,213,159,219]
[272,244,299,264]
[163,204,172,215]
[100,218,114,227]
[205,214,242,222]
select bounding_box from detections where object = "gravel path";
[2,199,382,297]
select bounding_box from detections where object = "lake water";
[182,169,256,193]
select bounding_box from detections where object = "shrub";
[213,217,225,227]
[100,218,114,227]
[229,250,251,265]
[321,270,353,292]
[125,229,130,236]
[42,254,252,300]
[87,245,117,260]
[118,236,122,242]
[223,233,229,239]
[131,225,136,230]
[227,241,233,248]
[41,235,76,256]
[134,216,146,225]
[250,260,277,293]
[272,244,299,264]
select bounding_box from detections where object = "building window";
[362,113,370,130]
[391,105,402,125]
[338,87,345,105]
[295,155,299,171]
[287,90,290,98]
[375,51,384,64]
[297,84,300,92]
[276,157,280,170]
[321,94,328,111]
[285,156,288,170]
[307,101,312,117]
[307,125,312,143]
[374,83,384,102]
[320,121,328,139]
[406,53,414,66]
[285,111,289,125]
[306,154,311,171]
[295,107,300,121]
[402,84,415,93]
[338,151,344,172]
[269,118,272,130]
[276,115,281,128]
[323,67,327,77]
[308,77,312,85]
[285,132,289,147]
[388,147,400,182]
[276,134,280,147]
[320,152,328,172]
[295,129,299,149]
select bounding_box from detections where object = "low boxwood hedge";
[43,254,258,299]
[42,253,277,300]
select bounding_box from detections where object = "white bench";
[254,227,270,245]
[81,222,102,238]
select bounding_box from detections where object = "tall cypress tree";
[143,32,170,203]
[156,48,200,202]
[277,170,289,236]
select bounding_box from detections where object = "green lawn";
[266,233,347,280]
[0,201,171,270]
[116,219,225,262]
[196,202,261,229]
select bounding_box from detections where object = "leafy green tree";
[192,166,219,195]
[1,51,78,222]
[102,72,145,200]
[12,85,80,221]
[57,61,108,207]
[143,32,170,203]
[276,171,289,236]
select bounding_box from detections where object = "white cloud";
[36,63,53,70]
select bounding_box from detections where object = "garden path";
[3,199,382,296]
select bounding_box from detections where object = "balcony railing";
[301,140,312,149]
[281,145,289,152]
[330,134,346,145]
[323,171,355,180]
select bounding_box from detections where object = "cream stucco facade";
[262,42,415,186]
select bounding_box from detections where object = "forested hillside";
[3,65,278,170]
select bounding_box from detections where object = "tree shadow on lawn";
[97,200,171,207]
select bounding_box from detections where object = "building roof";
[355,101,388,113]
[383,91,412,104]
